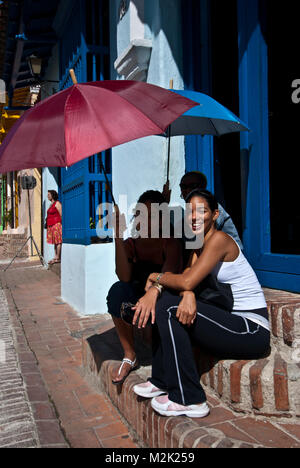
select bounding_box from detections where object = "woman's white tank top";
[212,238,267,311]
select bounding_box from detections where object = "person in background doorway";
[46,190,62,264]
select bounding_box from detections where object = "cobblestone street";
[0,286,41,447]
[0,263,138,448]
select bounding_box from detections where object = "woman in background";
[46,190,62,264]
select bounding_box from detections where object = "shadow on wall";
[120,0,184,79]
[133,0,261,70]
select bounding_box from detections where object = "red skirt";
[47,222,62,245]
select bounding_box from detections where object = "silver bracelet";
[152,283,163,296]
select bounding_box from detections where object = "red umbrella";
[0,80,197,173]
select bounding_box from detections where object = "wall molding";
[114,38,152,81]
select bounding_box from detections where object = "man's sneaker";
[151,395,210,418]
[133,381,166,398]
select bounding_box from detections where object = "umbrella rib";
[63,84,165,163]
[71,83,170,136]
[86,82,188,133]
[209,119,220,137]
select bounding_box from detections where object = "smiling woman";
[186,189,219,241]
[133,189,270,418]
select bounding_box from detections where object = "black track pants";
[150,291,270,406]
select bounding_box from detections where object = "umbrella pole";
[69,69,116,206]
[166,79,174,183]
[69,69,78,84]
[99,156,116,206]
[166,125,171,182]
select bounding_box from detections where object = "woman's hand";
[145,273,160,292]
[162,180,171,204]
[132,287,160,328]
[176,291,197,326]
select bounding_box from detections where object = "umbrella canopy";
[0,80,197,173]
[167,89,249,136]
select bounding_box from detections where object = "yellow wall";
[30,168,42,260]
[1,88,43,261]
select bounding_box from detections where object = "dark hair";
[131,190,170,237]
[181,171,208,189]
[137,190,166,205]
[48,190,59,201]
[185,189,218,212]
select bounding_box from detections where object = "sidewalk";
[0,286,41,448]
[1,262,299,449]
[0,263,138,448]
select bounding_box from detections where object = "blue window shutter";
[58,0,112,245]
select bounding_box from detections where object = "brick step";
[198,349,299,418]
[81,288,300,446]
[196,289,300,418]
[82,325,300,448]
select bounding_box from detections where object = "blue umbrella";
[165,89,249,180]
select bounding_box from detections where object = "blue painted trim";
[250,253,300,275]
[256,270,300,294]
[237,0,299,290]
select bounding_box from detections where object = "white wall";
[41,44,60,263]
[112,0,185,216]
[61,243,117,316]
[60,0,186,315]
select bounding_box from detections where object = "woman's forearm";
[115,238,132,282]
[155,271,195,291]
[153,267,205,292]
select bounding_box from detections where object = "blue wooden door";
[237,0,300,292]
[183,0,300,292]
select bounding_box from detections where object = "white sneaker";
[133,381,166,398]
[151,395,210,418]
